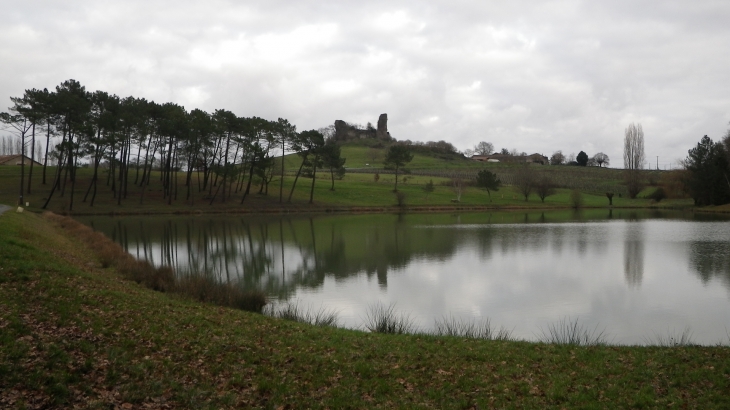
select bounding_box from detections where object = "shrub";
[395,191,407,207]
[422,179,435,200]
[647,187,666,202]
[570,190,583,209]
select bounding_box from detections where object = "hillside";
[0,142,691,215]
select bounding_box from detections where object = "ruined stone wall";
[334,114,390,141]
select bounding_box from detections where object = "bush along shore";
[2,211,730,408]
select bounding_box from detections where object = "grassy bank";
[1,211,729,408]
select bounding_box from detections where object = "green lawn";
[0,164,693,215]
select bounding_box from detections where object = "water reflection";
[624,222,644,288]
[688,220,730,288]
[80,210,730,344]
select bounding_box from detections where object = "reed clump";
[537,317,607,346]
[265,302,339,327]
[363,303,416,334]
[434,316,513,340]
[645,327,695,347]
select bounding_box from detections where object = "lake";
[80,209,730,345]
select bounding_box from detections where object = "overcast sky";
[2,0,729,168]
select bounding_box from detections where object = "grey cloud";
[2,0,729,165]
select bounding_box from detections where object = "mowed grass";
[2,210,730,408]
[0,164,692,215]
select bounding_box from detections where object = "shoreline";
[12,203,711,217]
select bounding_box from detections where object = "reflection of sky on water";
[83,213,730,345]
[291,219,730,345]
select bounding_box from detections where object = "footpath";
[0,204,11,215]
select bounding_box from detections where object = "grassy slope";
[0,162,692,215]
[2,211,730,409]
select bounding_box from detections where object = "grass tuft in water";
[265,302,339,327]
[646,327,695,347]
[433,316,513,340]
[537,317,607,346]
[363,303,416,334]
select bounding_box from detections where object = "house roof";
[0,154,43,166]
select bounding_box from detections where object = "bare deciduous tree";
[514,164,536,201]
[593,152,609,167]
[624,123,645,198]
[534,175,556,203]
[550,151,565,165]
[474,141,494,156]
[451,177,464,202]
[366,147,382,163]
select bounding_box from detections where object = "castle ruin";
[334,113,391,142]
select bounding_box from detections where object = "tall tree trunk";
[134,137,143,184]
[27,122,35,194]
[18,120,26,206]
[240,157,258,204]
[308,156,319,204]
[287,153,308,203]
[41,145,66,209]
[42,121,51,185]
[279,139,285,203]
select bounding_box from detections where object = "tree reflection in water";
[623,222,645,288]
[83,210,730,301]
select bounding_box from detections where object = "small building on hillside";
[470,153,548,165]
[0,155,43,167]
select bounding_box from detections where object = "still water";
[80,210,730,345]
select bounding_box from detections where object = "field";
[0,148,692,215]
[1,210,729,408]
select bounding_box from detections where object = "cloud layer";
[2,0,729,166]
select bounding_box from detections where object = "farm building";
[0,155,43,167]
[471,153,548,165]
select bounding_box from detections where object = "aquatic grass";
[265,301,339,327]
[363,303,416,334]
[645,327,695,347]
[537,317,608,346]
[433,316,513,340]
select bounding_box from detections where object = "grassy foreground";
[1,211,730,408]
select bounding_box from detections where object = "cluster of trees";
[0,135,44,159]
[683,132,730,206]
[464,140,610,168]
[0,79,345,209]
[463,142,526,157]
[549,150,609,167]
[398,139,459,157]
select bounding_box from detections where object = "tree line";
[0,79,346,209]
[464,141,610,168]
